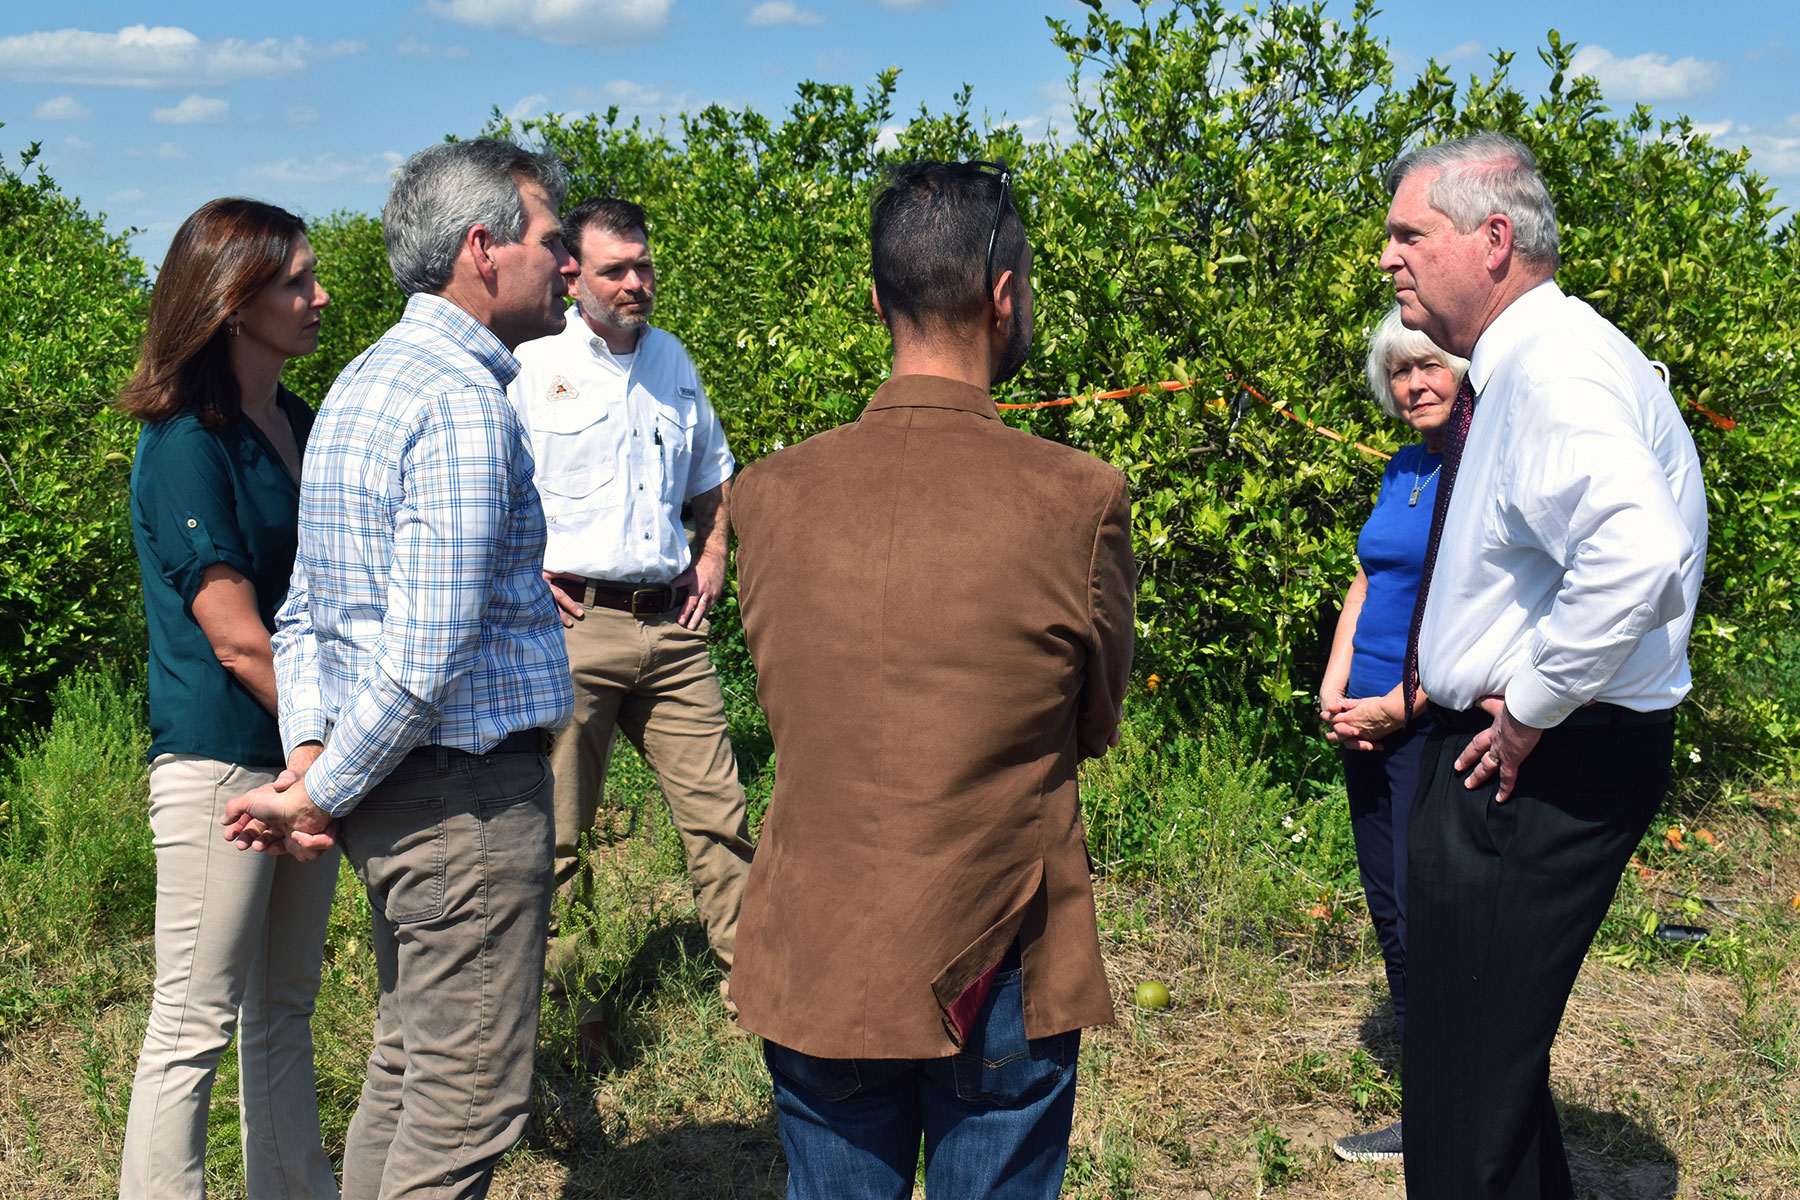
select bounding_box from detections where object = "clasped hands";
[1321,690,1542,804]
[220,741,340,860]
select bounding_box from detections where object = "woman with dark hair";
[1318,304,1468,1166]
[117,198,339,1199]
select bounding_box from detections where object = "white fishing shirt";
[509,307,735,584]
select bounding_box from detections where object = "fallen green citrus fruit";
[1133,980,1171,1011]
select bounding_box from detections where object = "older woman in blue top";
[1318,305,1467,1165]
[116,198,339,1199]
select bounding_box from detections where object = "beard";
[990,306,1034,387]
[577,278,654,336]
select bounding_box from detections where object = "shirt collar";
[1467,278,1563,395]
[401,292,521,388]
[571,308,652,364]
[862,374,1000,420]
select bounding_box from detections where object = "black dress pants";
[1402,704,1672,1200]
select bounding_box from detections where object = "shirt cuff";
[280,711,328,762]
[1504,667,1575,729]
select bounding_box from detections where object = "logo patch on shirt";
[547,376,578,402]
[678,386,697,399]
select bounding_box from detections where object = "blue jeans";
[764,966,1080,1200]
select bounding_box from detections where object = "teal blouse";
[130,389,312,767]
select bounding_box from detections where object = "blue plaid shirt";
[275,293,573,816]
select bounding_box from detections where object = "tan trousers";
[337,747,553,1200]
[120,754,340,1200]
[547,607,753,1010]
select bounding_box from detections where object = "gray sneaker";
[1332,1120,1402,1162]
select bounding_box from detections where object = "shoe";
[1332,1120,1402,1162]
[576,1018,613,1073]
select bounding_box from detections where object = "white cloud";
[155,141,191,160]
[62,135,93,152]
[249,151,403,185]
[396,39,473,59]
[287,106,320,128]
[0,26,363,87]
[747,1,823,26]
[152,94,229,125]
[565,77,706,120]
[874,123,902,150]
[1567,45,1723,102]
[107,188,145,204]
[1691,119,1735,140]
[813,48,862,77]
[880,0,948,9]
[33,95,92,120]
[423,0,673,48]
[507,92,549,122]
[1738,132,1800,177]
[602,79,665,106]
[1442,40,1484,62]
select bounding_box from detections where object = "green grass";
[0,665,155,1036]
[5,665,1799,1198]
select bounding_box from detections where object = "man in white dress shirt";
[508,197,754,1061]
[1378,133,1706,1198]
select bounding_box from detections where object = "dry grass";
[4,796,1798,1199]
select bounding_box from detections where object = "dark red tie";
[1403,374,1478,725]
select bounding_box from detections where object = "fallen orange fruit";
[1133,980,1172,1011]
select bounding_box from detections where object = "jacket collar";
[862,374,1000,421]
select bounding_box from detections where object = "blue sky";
[4,0,1796,270]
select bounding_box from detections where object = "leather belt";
[403,728,549,761]
[548,575,686,617]
[1427,701,1673,733]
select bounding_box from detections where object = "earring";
[226,322,241,337]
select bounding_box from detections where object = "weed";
[1253,1123,1298,1189]
[79,1024,124,1133]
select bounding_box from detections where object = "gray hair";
[1385,132,1560,267]
[383,138,568,295]
[1364,305,1469,420]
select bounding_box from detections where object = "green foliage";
[482,2,1800,778]
[1081,686,1355,941]
[0,665,153,1030]
[0,138,149,743]
[5,2,1797,787]
[281,210,408,406]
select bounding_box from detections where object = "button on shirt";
[509,308,734,583]
[274,293,574,816]
[1416,281,1707,728]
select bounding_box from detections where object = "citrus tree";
[0,140,148,742]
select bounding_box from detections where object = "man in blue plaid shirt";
[227,138,578,1199]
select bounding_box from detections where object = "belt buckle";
[629,586,668,616]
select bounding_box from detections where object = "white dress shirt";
[509,307,735,583]
[1417,281,1707,728]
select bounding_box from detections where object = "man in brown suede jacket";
[730,159,1135,1200]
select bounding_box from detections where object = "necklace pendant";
[1409,483,1423,507]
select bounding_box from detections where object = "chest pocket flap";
[532,402,617,502]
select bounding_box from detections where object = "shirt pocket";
[531,404,620,522]
[652,398,696,501]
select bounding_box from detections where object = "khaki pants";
[337,747,553,1200]
[120,754,340,1200]
[547,608,753,1011]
